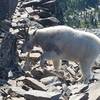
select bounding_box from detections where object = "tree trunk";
[0,33,19,79]
[0,0,18,20]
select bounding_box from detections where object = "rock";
[23,77,47,91]
[7,79,17,86]
[6,86,25,97]
[10,86,61,100]
[59,96,69,100]
[41,0,56,10]
[88,82,100,100]
[68,84,88,94]
[21,0,41,8]
[36,9,52,18]
[31,68,58,80]
[66,66,76,76]
[19,52,41,71]
[25,7,34,14]
[10,97,25,100]
[93,69,100,73]
[97,96,100,100]
[8,70,13,78]
[47,85,62,93]
[42,69,57,77]
[69,93,88,100]
[47,81,62,87]
[69,82,100,100]
[16,76,25,81]
[22,85,30,91]
[40,76,60,85]
[35,17,60,27]
[24,90,61,100]
[41,0,66,24]
[62,83,71,96]
[31,68,44,79]
[27,20,44,28]
[94,73,100,81]
[24,71,33,77]
[0,96,3,99]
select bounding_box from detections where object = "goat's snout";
[20,48,24,53]
[20,44,33,53]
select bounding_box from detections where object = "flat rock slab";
[11,86,61,100]
[40,76,59,85]
[0,96,3,100]
[23,77,47,91]
[68,84,88,94]
[10,97,25,100]
[69,82,100,100]
[88,82,100,100]
[94,73,100,81]
[69,93,88,100]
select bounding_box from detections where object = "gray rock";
[88,82,100,100]
[94,73,100,81]
[21,0,41,8]
[40,0,56,11]
[24,90,61,100]
[0,96,3,100]
[62,83,71,96]
[93,69,100,73]
[47,85,62,93]
[36,9,52,18]
[35,17,60,27]
[69,93,88,100]
[25,7,34,14]
[68,84,88,94]
[10,86,61,100]
[23,77,47,90]
[7,79,17,86]
[9,97,25,100]
[97,96,100,100]
[31,68,44,79]
[40,76,60,85]
[69,82,100,100]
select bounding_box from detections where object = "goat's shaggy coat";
[21,26,100,83]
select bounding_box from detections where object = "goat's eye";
[27,43,33,49]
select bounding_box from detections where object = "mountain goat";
[21,25,100,84]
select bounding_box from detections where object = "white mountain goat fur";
[21,25,100,83]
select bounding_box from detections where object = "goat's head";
[21,29,37,53]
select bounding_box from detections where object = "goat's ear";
[28,28,37,36]
[33,29,37,36]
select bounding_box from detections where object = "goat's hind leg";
[79,59,95,84]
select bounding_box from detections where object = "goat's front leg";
[40,51,60,68]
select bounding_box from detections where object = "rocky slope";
[0,0,100,100]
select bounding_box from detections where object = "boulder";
[23,77,47,90]
[69,93,88,100]
[10,86,61,100]
[36,17,60,27]
[40,76,59,85]
[88,82,100,100]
